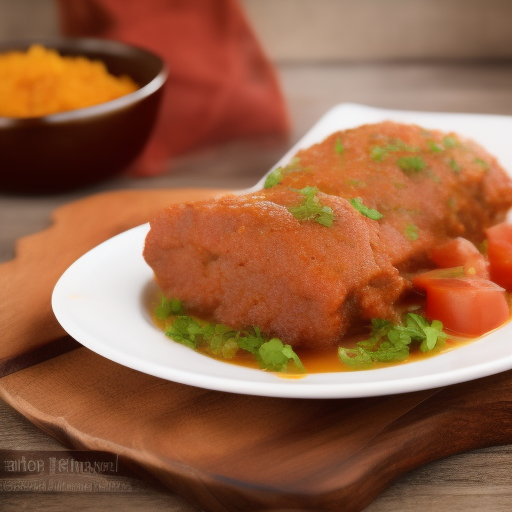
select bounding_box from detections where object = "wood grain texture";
[2,346,512,512]
[2,187,512,511]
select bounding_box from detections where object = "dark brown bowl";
[0,38,167,195]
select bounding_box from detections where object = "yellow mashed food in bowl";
[0,44,139,118]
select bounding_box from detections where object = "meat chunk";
[144,187,408,348]
[276,122,512,270]
[143,122,512,349]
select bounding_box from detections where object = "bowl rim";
[0,37,168,127]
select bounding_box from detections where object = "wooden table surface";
[2,61,512,511]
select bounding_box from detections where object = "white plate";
[52,103,512,399]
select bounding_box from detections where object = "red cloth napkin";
[57,0,290,176]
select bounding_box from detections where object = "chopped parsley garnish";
[387,140,418,152]
[158,297,305,373]
[370,146,387,161]
[335,138,344,156]
[350,197,383,220]
[404,223,419,241]
[347,179,366,188]
[155,295,183,320]
[449,158,461,173]
[263,157,306,189]
[264,167,283,189]
[371,139,418,161]
[442,136,458,148]
[475,158,489,170]
[257,337,304,373]
[397,156,426,174]
[427,140,444,152]
[288,187,335,227]
[338,314,447,368]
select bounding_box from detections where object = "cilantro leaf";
[397,156,426,174]
[281,345,306,372]
[243,329,304,372]
[207,324,240,357]
[370,146,387,162]
[371,140,419,161]
[404,223,419,241]
[428,140,444,152]
[159,306,305,372]
[154,296,183,321]
[264,167,283,189]
[263,157,308,189]
[288,187,335,227]
[338,313,447,369]
[165,317,240,357]
[442,136,458,148]
[165,316,203,349]
[475,158,489,170]
[259,338,292,372]
[338,346,375,368]
[347,179,366,188]
[335,138,344,156]
[350,197,383,220]
[424,320,444,351]
[449,158,461,173]
[237,326,264,355]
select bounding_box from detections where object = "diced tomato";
[486,222,512,290]
[429,237,489,278]
[412,270,509,336]
[412,267,465,288]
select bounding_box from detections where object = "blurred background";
[2,0,512,174]
[1,0,512,162]
[2,0,512,61]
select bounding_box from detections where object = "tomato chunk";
[412,270,509,336]
[486,223,512,290]
[429,237,489,278]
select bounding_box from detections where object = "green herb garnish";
[427,140,444,152]
[264,157,309,189]
[404,223,419,240]
[449,158,461,173]
[259,338,304,372]
[157,299,304,373]
[236,327,304,372]
[338,314,447,368]
[335,138,344,156]
[288,187,335,227]
[370,139,418,161]
[347,179,366,188]
[350,197,383,220]
[397,156,426,174]
[370,146,387,161]
[264,167,283,189]
[442,136,458,148]
[387,140,418,152]
[155,295,183,320]
[475,158,489,170]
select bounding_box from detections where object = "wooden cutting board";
[2,188,512,512]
